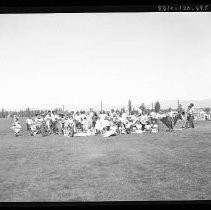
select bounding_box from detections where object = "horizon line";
[1,97,211,112]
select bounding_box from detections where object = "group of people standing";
[10,103,196,137]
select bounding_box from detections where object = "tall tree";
[154,101,161,113]
[128,99,132,114]
[0,108,5,118]
[139,103,147,113]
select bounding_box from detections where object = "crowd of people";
[10,103,196,137]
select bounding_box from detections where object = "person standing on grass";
[34,114,39,123]
[181,111,187,128]
[29,119,37,136]
[26,117,33,131]
[185,103,195,129]
[140,111,148,131]
[103,116,110,132]
[121,110,127,125]
[44,111,52,134]
[11,117,22,137]
[150,110,156,123]
[92,112,98,131]
[95,116,102,135]
[63,115,75,137]
[60,113,65,134]
[51,110,60,134]
[167,108,174,129]
[74,111,82,131]
[40,114,50,137]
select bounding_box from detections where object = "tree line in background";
[0,108,64,118]
[0,101,210,118]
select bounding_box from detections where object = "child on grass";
[11,117,22,137]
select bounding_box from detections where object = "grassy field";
[0,118,210,201]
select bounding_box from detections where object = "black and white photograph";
[0,5,211,203]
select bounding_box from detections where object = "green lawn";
[0,118,210,201]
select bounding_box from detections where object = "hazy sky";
[0,13,211,110]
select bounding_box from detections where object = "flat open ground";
[0,118,210,201]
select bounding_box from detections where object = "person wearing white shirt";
[51,111,59,134]
[11,118,22,137]
[121,112,127,120]
[185,103,195,128]
[155,113,160,120]
[89,111,94,119]
[80,112,86,121]
[122,112,127,118]
[74,112,81,122]
[181,111,187,128]
[37,116,44,123]
[151,122,158,133]
[140,113,148,130]
[26,117,33,131]
[74,112,83,132]
[103,117,110,131]
[131,114,137,124]
[44,111,52,121]
[150,111,156,119]
[138,108,142,115]
[150,111,157,124]
[167,108,174,129]
[82,117,89,132]
[187,105,195,116]
[99,111,106,121]
[145,122,152,132]
[95,117,102,134]
[64,116,75,136]
[30,119,37,136]
[45,112,52,132]
[168,108,174,118]
[34,114,39,123]
[135,121,143,132]
[51,112,56,122]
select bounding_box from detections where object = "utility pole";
[101,101,102,112]
[177,99,180,109]
[151,103,154,111]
